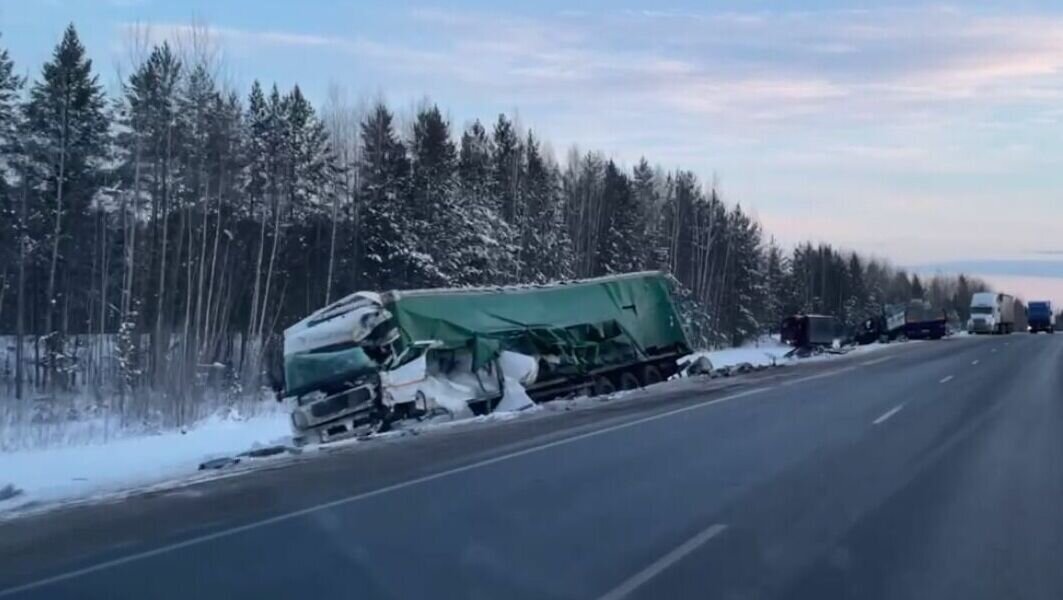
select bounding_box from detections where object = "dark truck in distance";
[854,300,947,344]
[281,271,691,444]
[1027,301,1055,334]
[900,300,948,340]
[781,314,847,349]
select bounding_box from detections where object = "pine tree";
[716,204,762,345]
[910,274,925,300]
[285,85,339,313]
[760,237,789,331]
[458,120,493,207]
[491,114,521,224]
[564,151,606,277]
[359,102,429,288]
[409,104,456,282]
[519,131,572,281]
[0,34,24,397]
[0,34,21,156]
[119,42,183,383]
[24,24,109,388]
[632,158,666,269]
[597,160,643,275]
[454,120,519,285]
[0,35,24,282]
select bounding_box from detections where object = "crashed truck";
[855,300,947,344]
[281,271,691,445]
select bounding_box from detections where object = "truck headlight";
[291,409,309,430]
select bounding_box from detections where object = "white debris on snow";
[411,350,537,417]
[496,377,535,412]
[678,337,793,374]
[0,410,291,514]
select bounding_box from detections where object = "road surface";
[2,333,1062,599]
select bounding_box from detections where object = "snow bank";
[697,344,792,370]
[678,336,902,375]
[679,337,793,373]
[0,410,291,514]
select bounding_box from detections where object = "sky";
[3,0,1063,303]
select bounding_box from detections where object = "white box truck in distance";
[969,292,1015,334]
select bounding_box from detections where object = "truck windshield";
[284,345,379,398]
[970,306,993,315]
[1029,303,1050,315]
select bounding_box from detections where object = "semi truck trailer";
[281,271,691,445]
[968,292,1015,334]
[1028,301,1055,333]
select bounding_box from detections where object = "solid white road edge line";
[860,356,895,367]
[782,367,856,386]
[939,375,954,384]
[597,524,729,600]
[873,404,905,425]
[0,386,785,597]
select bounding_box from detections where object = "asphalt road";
[2,333,1062,599]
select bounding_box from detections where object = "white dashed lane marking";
[873,404,905,425]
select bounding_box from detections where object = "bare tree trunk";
[201,171,224,358]
[325,184,340,304]
[0,271,7,336]
[193,156,210,362]
[255,191,283,349]
[245,195,268,366]
[15,164,28,400]
[44,98,69,391]
[153,123,174,385]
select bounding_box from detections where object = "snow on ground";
[0,337,911,518]
[694,338,793,370]
[680,336,905,373]
[0,410,291,515]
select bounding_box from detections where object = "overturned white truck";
[281,272,691,445]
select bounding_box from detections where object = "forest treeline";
[0,25,987,403]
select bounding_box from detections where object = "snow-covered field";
[0,338,901,518]
[0,409,291,515]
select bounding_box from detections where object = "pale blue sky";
[4,1,1063,301]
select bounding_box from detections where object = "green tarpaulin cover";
[384,271,689,373]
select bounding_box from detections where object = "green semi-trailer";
[281,271,691,444]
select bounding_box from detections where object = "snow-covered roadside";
[0,337,907,518]
[0,411,292,515]
[693,339,793,370]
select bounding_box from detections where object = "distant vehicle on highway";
[854,301,947,344]
[968,292,1015,334]
[901,300,948,340]
[1027,301,1055,334]
[781,314,846,348]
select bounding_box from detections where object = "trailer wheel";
[619,372,641,391]
[593,376,616,397]
[641,365,663,386]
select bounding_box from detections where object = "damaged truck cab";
[281,272,691,445]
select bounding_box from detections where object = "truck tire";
[593,376,616,397]
[641,365,664,386]
[619,371,641,391]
